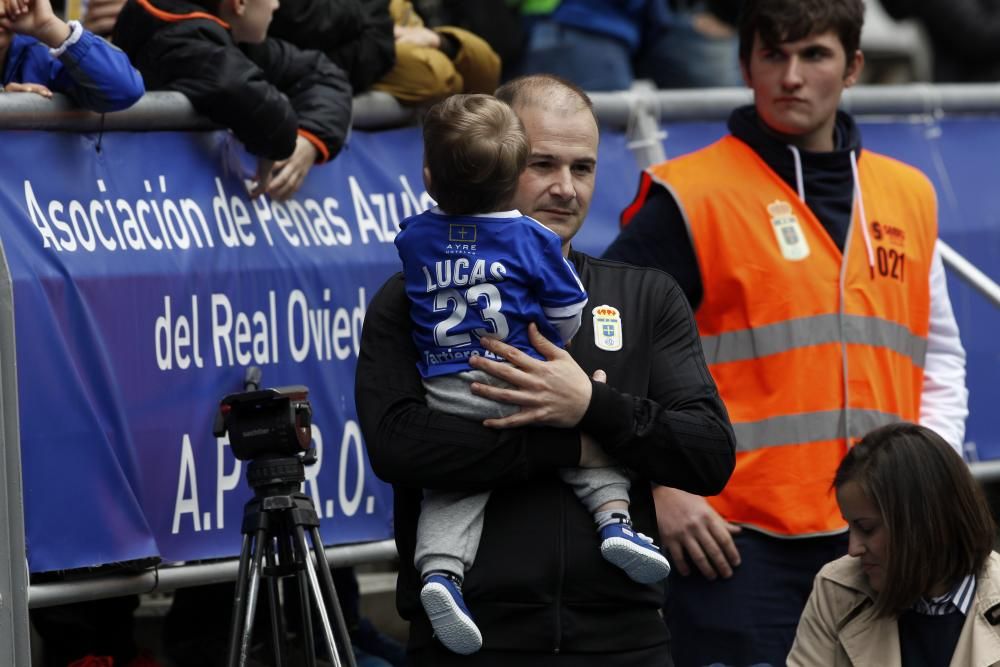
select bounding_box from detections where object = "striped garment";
[913,573,976,616]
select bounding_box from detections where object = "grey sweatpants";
[415,370,631,578]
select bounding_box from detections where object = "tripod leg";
[227,533,254,667]
[285,524,319,667]
[291,525,344,667]
[264,535,287,667]
[308,526,359,667]
[228,525,268,667]
[295,559,319,667]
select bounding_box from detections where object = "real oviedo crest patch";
[592,305,623,351]
[767,200,810,261]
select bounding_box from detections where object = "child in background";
[112,0,352,201]
[394,93,671,656]
[0,0,143,111]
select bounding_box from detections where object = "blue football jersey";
[395,208,589,378]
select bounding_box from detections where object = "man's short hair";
[422,94,529,216]
[495,74,597,125]
[738,0,865,67]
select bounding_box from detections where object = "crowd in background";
[5,0,1000,201]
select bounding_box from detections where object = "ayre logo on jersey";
[448,224,477,243]
[592,305,623,351]
[446,224,477,255]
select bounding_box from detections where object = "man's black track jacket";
[355,249,736,658]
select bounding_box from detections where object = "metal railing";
[27,540,399,609]
[5,83,1000,131]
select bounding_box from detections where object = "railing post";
[0,242,31,665]
[624,82,667,170]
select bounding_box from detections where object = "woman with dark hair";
[789,422,1000,666]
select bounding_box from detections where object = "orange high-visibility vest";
[638,136,936,537]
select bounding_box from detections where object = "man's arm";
[469,276,736,496]
[140,26,299,160]
[920,241,968,453]
[599,279,740,580]
[576,276,735,494]
[355,274,582,492]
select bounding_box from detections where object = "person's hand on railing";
[0,81,53,98]
[248,157,275,199]
[266,134,319,201]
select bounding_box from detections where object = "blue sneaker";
[420,573,483,655]
[599,518,671,583]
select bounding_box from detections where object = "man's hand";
[469,323,592,429]
[1,81,52,98]
[266,135,318,201]
[1,0,70,47]
[653,486,742,579]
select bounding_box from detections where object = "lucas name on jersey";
[421,257,508,293]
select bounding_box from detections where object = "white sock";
[595,510,631,531]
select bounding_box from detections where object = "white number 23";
[432,285,510,347]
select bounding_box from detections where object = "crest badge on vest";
[592,305,623,351]
[767,200,810,261]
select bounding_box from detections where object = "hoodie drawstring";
[849,150,876,274]
[788,145,806,202]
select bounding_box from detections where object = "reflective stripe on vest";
[732,407,905,452]
[644,136,937,536]
[700,313,928,368]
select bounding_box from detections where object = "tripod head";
[245,455,308,498]
[213,367,314,462]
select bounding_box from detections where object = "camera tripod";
[226,454,358,667]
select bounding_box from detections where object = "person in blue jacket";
[0,0,144,111]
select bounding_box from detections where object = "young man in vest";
[604,0,969,664]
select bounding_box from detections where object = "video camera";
[213,384,313,461]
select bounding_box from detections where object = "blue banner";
[2,114,997,573]
[0,124,647,573]
[1,128,430,572]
